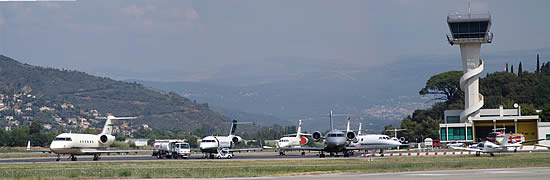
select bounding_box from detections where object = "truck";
[152,139,191,159]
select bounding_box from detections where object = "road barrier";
[361,151,473,157]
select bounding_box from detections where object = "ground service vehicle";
[152,139,190,159]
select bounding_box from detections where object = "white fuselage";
[199,136,234,153]
[277,136,301,148]
[49,133,112,155]
[352,134,402,150]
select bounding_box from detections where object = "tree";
[511,64,514,74]
[419,71,463,104]
[518,62,523,76]
[29,121,41,135]
[536,54,540,73]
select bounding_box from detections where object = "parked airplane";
[451,131,548,156]
[196,120,262,158]
[276,120,312,155]
[350,122,403,154]
[277,111,365,158]
[27,116,150,161]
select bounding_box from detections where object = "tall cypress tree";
[518,62,523,76]
[505,63,509,72]
[536,54,540,73]
[511,64,514,74]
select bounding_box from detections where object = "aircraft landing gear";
[279,151,285,156]
[55,154,61,161]
[70,155,77,161]
[301,152,306,156]
[93,154,100,161]
[319,153,326,158]
[329,152,335,157]
[343,151,350,157]
[476,152,481,157]
[490,153,495,157]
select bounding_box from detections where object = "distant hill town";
[0,55,231,135]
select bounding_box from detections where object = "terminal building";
[439,12,550,145]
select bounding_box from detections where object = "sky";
[0,0,548,83]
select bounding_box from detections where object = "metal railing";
[447,32,493,45]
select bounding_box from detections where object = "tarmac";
[128,167,550,180]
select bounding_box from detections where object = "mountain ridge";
[0,55,230,133]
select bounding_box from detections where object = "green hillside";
[0,55,229,132]
[384,54,550,141]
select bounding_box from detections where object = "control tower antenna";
[446,6,492,123]
[468,0,471,18]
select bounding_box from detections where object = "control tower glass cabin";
[447,13,492,45]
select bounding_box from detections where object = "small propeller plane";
[27,116,151,161]
[450,130,548,156]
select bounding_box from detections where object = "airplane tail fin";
[358,123,362,136]
[296,120,303,138]
[229,120,238,136]
[346,117,351,132]
[228,120,252,136]
[99,116,137,135]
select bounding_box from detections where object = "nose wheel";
[70,155,77,161]
[93,154,100,161]
[56,154,60,161]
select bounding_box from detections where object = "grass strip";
[0,153,549,179]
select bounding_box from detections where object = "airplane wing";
[278,147,325,151]
[449,146,483,152]
[535,144,550,148]
[80,149,152,154]
[226,147,264,152]
[520,138,549,144]
[26,141,52,153]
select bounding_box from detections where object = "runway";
[2,150,548,164]
[163,167,550,180]
[0,151,327,163]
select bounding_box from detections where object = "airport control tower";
[446,12,492,122]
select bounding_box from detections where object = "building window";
[447,116,460,123]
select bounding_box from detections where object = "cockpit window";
[201,139,216,143]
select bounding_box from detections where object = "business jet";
[27,116,150,161]
[276,120,312,155]
[280,112,406,158]
[276,111,358,157]
[349,123,403,154]
[196,120,262,159]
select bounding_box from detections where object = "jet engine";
[300,136,309,144]
[312,131,322,142]
[99,134,115,145]
[346,131,356,141]
[232,136,243,144]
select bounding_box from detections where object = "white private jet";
[349,122,403,154]
[276,120,312,155]
[27,116,150,161]
[195,120,262,159]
